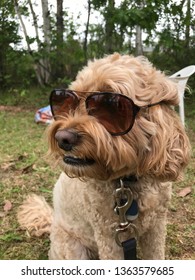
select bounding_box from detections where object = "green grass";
[0,88,59,259]
[0,113,54,259]
[0,87,194,259]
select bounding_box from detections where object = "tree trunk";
[105,0,115,54]
[185,0,191,49]
[135,25,143,55]
[135,0,143,56]
[41,0,51,84]
[41,0,51,49]
[14,0,45,86]
[56,0,64,78]
[56,0,63,44]
[83,0,91,63]
[27,0,41,50]
[14,0,32,53]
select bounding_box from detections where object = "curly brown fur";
[18,53,191,259]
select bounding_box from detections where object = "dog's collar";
[121,175,138,186]
[114,175,138,189]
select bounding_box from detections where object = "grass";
[0,87,194,260]
[0,88,59,259]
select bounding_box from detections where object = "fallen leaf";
[0,211,6,218]
[21,164,35,174]
[3,200,12,212]
[178,187,192,197]
[1,162,15,171]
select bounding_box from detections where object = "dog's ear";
[137,104,191,181]
[135,73,191,181]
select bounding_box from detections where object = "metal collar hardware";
[114,179,138,250]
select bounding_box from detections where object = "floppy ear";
[137,104,191,181]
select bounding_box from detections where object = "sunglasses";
[50,89,160,136]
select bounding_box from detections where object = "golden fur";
[18,53,191,259]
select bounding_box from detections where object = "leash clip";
[115,223,138,247]
[114,179,138,247]
[114,179,133,227]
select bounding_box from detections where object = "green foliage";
[0,0,194,90]
[4,49,36,88]
[0,1,21,87]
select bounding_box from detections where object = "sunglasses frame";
[50,89,160,136]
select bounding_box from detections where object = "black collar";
[122,175,138,184]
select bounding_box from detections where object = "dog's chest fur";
[52,172,172,258]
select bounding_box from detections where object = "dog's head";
[47,53,190,181]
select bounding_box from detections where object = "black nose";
[55,130,78,151]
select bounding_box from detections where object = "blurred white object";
[170,65,195,125]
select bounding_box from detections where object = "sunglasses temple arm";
[142,102,161,109]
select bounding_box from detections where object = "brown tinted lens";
[50,90,79,117]
[86,93,135,135]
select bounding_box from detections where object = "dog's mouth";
[63,156,95,166]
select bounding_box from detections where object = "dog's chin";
[60,155,111,180]
[60,155,136,181]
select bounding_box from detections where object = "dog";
[18,53,191,260]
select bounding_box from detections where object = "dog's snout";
[55,130,78,151]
